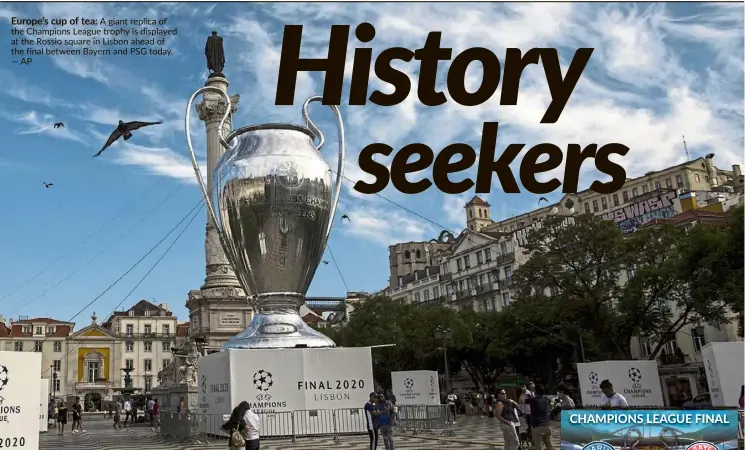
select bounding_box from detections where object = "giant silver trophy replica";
[185,87,345,349]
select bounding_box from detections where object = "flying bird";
[93,120,163,157]
[340,214,350,222]
[322,261,329,265]
[53,122,64,128]
[43,182,54,188]
[538,197,548,204]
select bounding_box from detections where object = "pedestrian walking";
[495,390,520,450]
[523,385,554,450]
[57,401,68,435]
[446,391,458,424]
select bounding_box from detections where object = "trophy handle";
[302,96,346,246]
[184,86,233,232]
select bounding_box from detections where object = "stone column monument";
[185,31,252,351]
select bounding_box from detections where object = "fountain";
[113,367,141,399]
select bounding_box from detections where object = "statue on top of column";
[205,31,226,76]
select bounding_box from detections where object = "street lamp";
[434,326,453,393]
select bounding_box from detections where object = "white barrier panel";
[198,347,373,437]
[391,370,440,405]
[39,380,49,432]
[0,351,42,448]
[577,360,664,407]
[702,342,745,407]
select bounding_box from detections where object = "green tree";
[621,224,730,358]
[451,309,508,389]
[332,296,471,389]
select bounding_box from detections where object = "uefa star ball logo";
[0,365,9,391]
[589,371,599,385]
[253,369,274,392]
[628,367,643,383]
[404,378,414,391]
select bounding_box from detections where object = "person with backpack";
[222,401,260,449]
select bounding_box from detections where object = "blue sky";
[0,2,742,327]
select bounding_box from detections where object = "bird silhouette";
[53,122,64,128]
[43,182,54,188]
[322,261,329,265]
[340,214,350,222]
[93,120,163,157]
[538,197,548,204]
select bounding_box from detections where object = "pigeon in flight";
[322,261,329,265]
[538,197,548,204]
[93,120,163,157]
[340,214,350,222]
[53,122,64,128]
[43,182,54,188]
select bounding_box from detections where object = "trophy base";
[222,311,337,349]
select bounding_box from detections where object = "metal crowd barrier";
[157,404,453,444]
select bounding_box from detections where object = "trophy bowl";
[186,88,345,349]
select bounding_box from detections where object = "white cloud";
[339,205,436,247]
[111,142,204,184]
[6,111,87,144]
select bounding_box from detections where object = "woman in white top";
[243,405,261,450]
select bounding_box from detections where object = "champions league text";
[568,411,733,425]
[274,23,631,196]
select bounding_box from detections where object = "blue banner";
[560,409,741,450]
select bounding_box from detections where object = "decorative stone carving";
[205,225,230,265]
[196,94,240,122]
[155,335,203,390]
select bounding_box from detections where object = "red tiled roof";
[9,324,72,338]
[12,318,69,325]
[0,323,11,338]
[466,195,489,206]
[640,209,731,229]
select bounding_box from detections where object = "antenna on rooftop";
[683,135,691,161]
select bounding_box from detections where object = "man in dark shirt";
[524,385,553,450]
[364,392,380,450]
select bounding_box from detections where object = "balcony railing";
[497,252,515,265]
[659,353,689,365]
[120,332,172,339]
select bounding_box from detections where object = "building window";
[456,259,463,271]
[612,194,619,206]
[144,376,152,392]
[53,379,60,392]
[433,286,439,298]
[642,184,648,194]
[423,290,430,301]
[126,324,133,337]
[162,341,171,352]
[694,174,700,182]
[125,341,134,352]
[676,174,683,187]
[53,360,61,372]
[413,293,420,303]
[665,178,672,189]
[464,255,471,269]
[458,280,465,292]
[490,297,497,311]
[144,341,152,352]
[14,342,22,351]
[162,359,170,369]
[504,266,512,282]
[162,325,171,337]
[584,203,590,213]
[128,310,134,317]
[22,326,31,334]
[35,327,43,335]
[144,359,152,372]
[502,292,511,307]
[54,341,62,352]
[639,339,651,357]
[500,242,507,255]
[144,310,152,317]
[34,341,42,352]
[416,250,421,259]
[655,181,661,190]
[601,197,608,210]
[476,251,483,264]
[692,326,706,352]
[404,250,410,259]
[479,273,486,285]
[622,191,629,201]
[125,359,134,370]
[663,339,678,355]
[484,248,492,261]
[632,187,638,197]
[144,325,152,336]
[592,200,599,212]
[87,361,100,382]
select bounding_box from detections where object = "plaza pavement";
[39,415,562,449]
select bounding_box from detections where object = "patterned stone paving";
[39,416,562,449]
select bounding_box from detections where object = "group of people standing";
[364,391,397,450]
[49,397,85,435]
